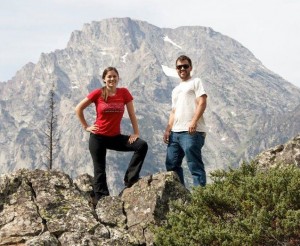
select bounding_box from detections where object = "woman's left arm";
[126,101,140,143]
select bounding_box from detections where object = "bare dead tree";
[43,84,59,170]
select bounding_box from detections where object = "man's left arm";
[188,95,207,133]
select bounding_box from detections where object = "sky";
[0,0,299,88]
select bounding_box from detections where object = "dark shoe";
[124,177,141,188]
[89,195,98,209]
[90,193,109,209]
[119,187,126,197]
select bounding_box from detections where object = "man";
[163,55,207,187]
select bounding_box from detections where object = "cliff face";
[0,17,300,192]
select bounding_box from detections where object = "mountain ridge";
[0,17,299,193]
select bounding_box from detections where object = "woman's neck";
[107,87,117,96]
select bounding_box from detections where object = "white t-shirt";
[172,77,207,132]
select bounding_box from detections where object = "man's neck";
[181,76,192,82]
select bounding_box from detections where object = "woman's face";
[104,70,119,89]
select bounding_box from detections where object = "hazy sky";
[0,0,299,88]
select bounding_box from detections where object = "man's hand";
[163,130,170,144]
[188,120,197,134]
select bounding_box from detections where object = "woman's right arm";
[75,97,97,133]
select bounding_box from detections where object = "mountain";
[0,17,299,193]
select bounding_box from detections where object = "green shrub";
[154,162,300,245]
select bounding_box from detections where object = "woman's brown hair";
[101,67,119,102]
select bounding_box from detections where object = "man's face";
[176,60,192,81]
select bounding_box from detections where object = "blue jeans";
[165,131,206,187]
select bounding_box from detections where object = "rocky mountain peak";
[0,17,300,193]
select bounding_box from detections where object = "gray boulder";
[254,134,300,169]
[0,169,189,245]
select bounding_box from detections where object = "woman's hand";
[128,134,139,144]
[85,124,99,133]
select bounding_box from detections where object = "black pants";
[89,133,148,200]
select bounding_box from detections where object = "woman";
[75,67,148,202]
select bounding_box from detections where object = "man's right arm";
[163,109,175,144]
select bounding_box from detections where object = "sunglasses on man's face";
[176,64,190,70]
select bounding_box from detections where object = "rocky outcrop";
[254,134,300,169]
[0,169,189,245]
[1,135,299,245]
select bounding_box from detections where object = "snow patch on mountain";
[161,65,179,78]
[163,36,182,49]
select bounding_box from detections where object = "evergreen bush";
[154,162,300,245]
